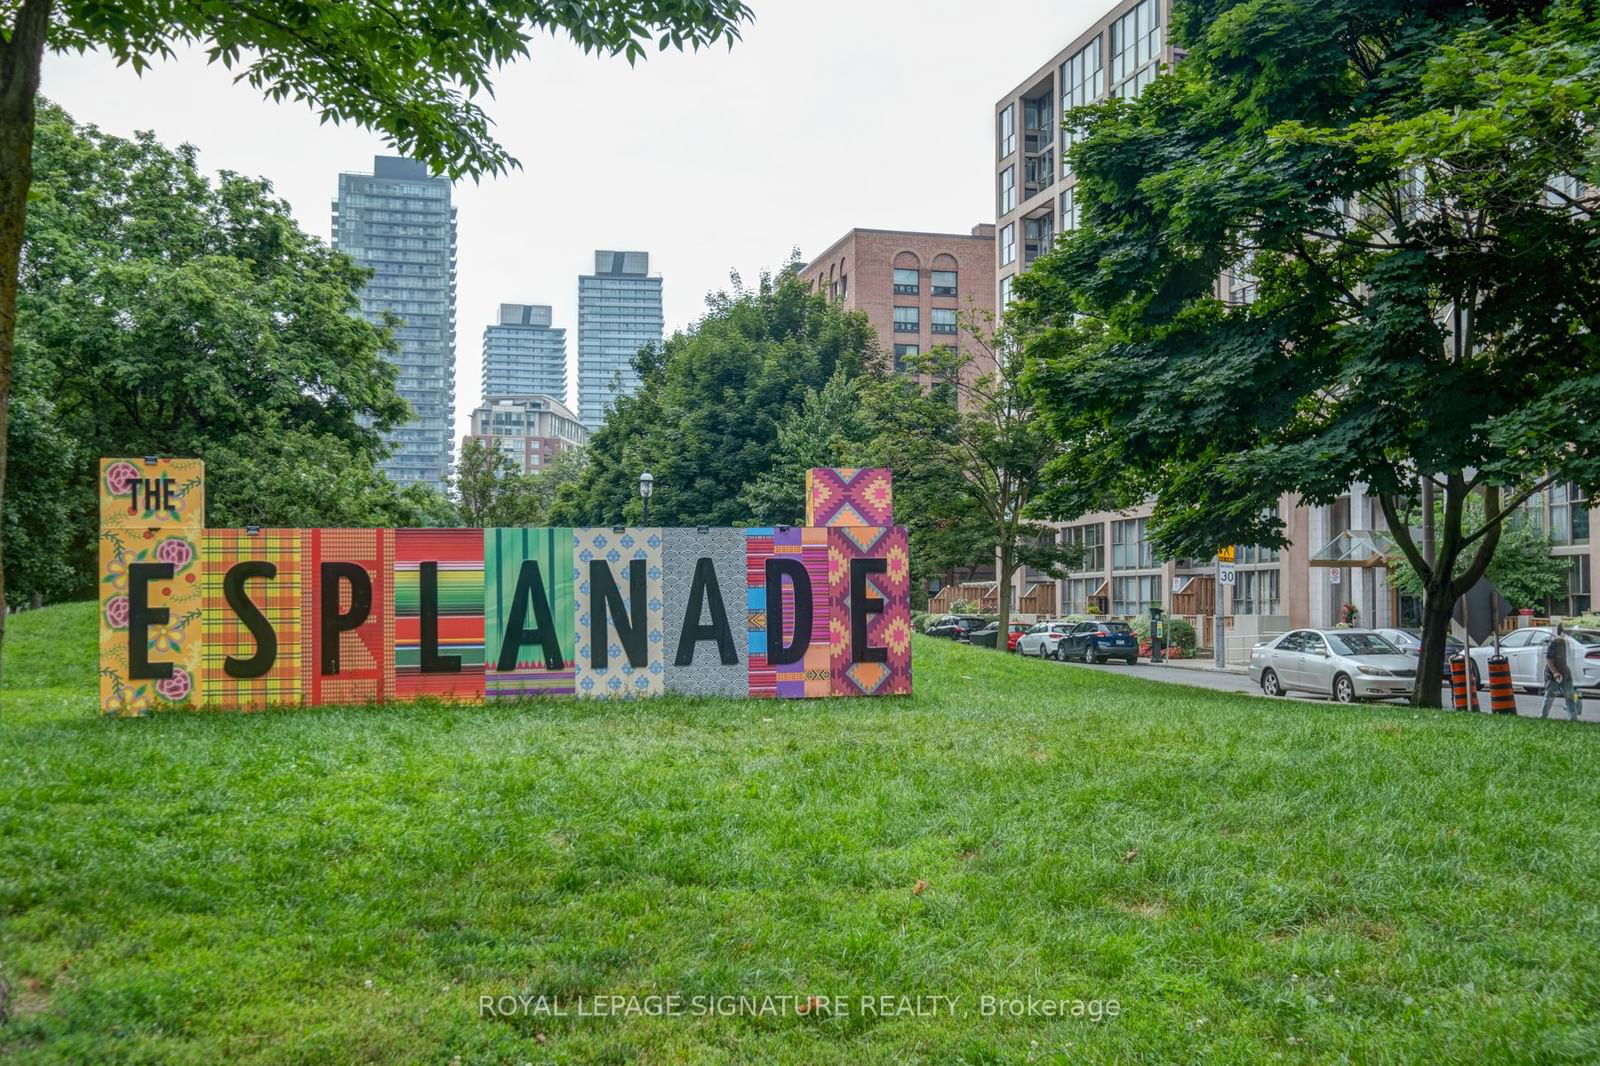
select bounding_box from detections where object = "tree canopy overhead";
[1018,0,1600,702]
[37,0,753,178]
[0,0,754,667]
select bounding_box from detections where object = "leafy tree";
[8,103,450,600]
[860,312,1079,645]
[453,436,522,527]
[1018,0,1600,703]
[0,0,753,670]
[1386,495,1570,613]
[550,267,881,526]
[739,366,868,524]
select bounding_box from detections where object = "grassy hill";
[2,601,1598,1063]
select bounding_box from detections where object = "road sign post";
[1214,550,1234,669]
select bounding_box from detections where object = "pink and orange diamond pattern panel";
[805,467,893,528]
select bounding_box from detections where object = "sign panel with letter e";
[1218,564,1237,585]
[1217,545,1235,563]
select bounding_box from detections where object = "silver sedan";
[1249,628,1416,703]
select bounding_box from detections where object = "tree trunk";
[996,542,1014,652]
[0,0,53,680]
[1413,577,1455,708]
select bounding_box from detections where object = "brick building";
[463,394,588,477]
[800,225,996,372]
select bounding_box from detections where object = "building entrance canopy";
[1309,529,1401,568]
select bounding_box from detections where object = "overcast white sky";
[39,0,1100,437]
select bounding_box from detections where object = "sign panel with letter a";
[98,458,207,715]
[662,527,747,697]
[484,527,575,698]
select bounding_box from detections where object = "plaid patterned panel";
[805,467,893,528]
[299,528,396,706]
[827,526,913,697]
[203,529,302,710]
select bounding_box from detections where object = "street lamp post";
[639,470,654,525]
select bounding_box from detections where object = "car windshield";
[1329,633,1401,656]
[1101,622,1133,634]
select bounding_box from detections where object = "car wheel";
[1332,673,1357,704]
[1085,645,1099,665]
[1054,642,1068,662]
[1125,656,1138,665]
[1260,669,1282,697]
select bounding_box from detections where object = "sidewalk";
[1146,653,1248,676]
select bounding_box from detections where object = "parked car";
[968,622,1001,648]
[926,614,989,641]
[1004,622,1030,652]
[1375,627,1464,677]
[1464,626,1600,693]
[1056,620,1139,664]
[1249,628,1416,703]
[1016,620,1075,658]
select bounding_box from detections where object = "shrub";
[1128,614,1197,653]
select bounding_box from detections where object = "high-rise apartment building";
[993,0,1175,313]
[482,304,567,403]
[800,225,995,375]
[333,155,458,489]
[576,250,663,429]
[986,0,1599,640]
[463,394,589,476]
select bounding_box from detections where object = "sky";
[38,0,1101,439]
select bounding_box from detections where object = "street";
[1028,653,1600,723]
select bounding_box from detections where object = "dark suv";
[926,614,989,641]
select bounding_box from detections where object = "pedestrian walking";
[1540,623,1583,721]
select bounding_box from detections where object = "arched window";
[930,254,959,297]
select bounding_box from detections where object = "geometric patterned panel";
[661,527,748,697]
[573,527,664,698]
[805,467,893,528]
[202,528,301,710]
[394,528,486,701]
[828,526,913,697]
[484,527,575,699]
[299,528,395,706]
[745,527,830,699]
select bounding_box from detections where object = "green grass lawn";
[3,602,1599,1064]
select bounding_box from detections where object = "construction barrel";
[1448,655,1470,711]
[1487,655,1517,714]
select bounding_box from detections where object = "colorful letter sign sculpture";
[98,458,912,714]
